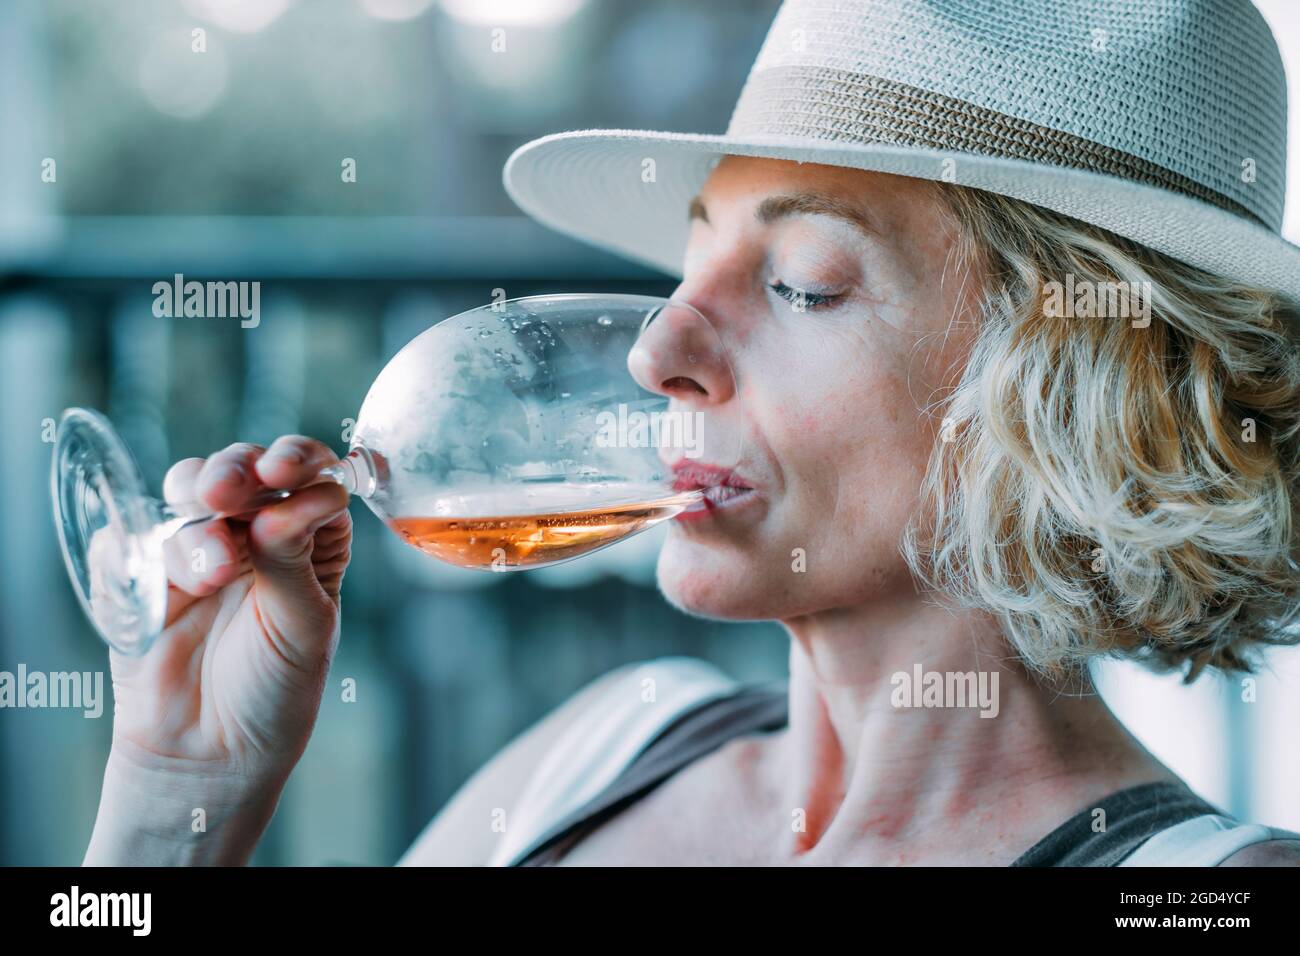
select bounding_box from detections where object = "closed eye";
[768,280,842,310]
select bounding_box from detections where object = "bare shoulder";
[396,662,640,866]
[1218,839,1300,867]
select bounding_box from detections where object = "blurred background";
[0,0,1296,865]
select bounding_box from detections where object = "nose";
[627,299,735,405]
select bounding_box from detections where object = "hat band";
[727,65,1261,227]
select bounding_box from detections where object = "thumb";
[245,482,351,655]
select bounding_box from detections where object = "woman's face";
[640,156,982,621]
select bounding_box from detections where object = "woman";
[85,0,1300,865]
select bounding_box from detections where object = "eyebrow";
[689,192,878,238]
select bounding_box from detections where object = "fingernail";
[206,462,247,487]
[263,446,305,467]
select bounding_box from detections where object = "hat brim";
[503,129,1300,305]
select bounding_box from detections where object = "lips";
[670,460,757,517]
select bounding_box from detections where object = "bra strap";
[1010,781,1223,867]
[491,656,741,866]
[513,682,787,866]
[512,676,1263,868]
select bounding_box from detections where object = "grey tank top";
[512,682,1222,866]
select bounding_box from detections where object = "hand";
[85,435,352,865]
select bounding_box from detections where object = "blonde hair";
[906,185,1300,680]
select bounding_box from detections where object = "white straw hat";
[504,0,1300,304]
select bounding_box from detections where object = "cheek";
[766,349,933,526]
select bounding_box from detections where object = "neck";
[775,591,1172,862]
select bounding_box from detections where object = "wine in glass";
[52,294,738,655]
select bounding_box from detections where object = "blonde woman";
[87,0,1300,866]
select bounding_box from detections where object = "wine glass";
[52,294,738,656]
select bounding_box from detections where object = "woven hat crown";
[727,0,1288,230]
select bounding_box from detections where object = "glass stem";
[155,447,378,541]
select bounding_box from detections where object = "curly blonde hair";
[905,185,1300,681]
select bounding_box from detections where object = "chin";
[654,534,788,621]
[655,524,912,622]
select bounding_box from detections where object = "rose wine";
[386,486,700,570]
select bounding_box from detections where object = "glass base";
[51,408,168,655]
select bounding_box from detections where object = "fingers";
[310,511,353,600]
[144,436,354,662]
[158,436,343,598]
[161,453,248,599]
[159,502,250,629]
[191,437,341,514]
[163,516,246,598]
[244,483,351,660]
[248,482,352,568]
[253,436,341,491]
[162,457,205,506]
[193,443,268,514]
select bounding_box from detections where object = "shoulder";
[1218,839,1300,867]
[397,656,732,865]
[1119,805,1300,867]
[396,660,644,866]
